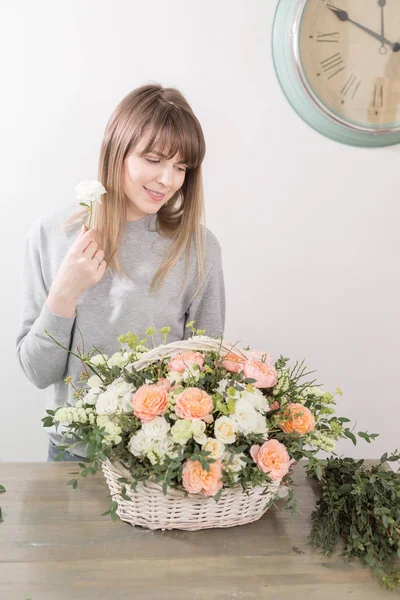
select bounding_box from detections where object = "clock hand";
[379,0,387,54]
[327,3,400,51]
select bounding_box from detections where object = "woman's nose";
[156,165,173,187]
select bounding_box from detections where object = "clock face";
[298,0,400,130]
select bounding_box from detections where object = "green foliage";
[310,453,400,591]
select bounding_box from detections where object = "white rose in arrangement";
[216,379,230,394]
[95,391,122,415]
[142,417,170,441]
[182,365,202,383]
[160,435,181,460]
[241,389,269,413]
[96,415,122,445]
[84,386,102,405]
[202,437,225,460]
[107,378,135,413]
[223,451,246,474]
[75,180,106,204]
[191,420,207,445]
[87,375,103,388]
[128,430,153,457]
[108,352,130,369]
[232,399,259,435]
[255,413,269,438]
[214,416,238,444]
[171,419,193,444]
[89,354,108,367]
[166,370,183,386]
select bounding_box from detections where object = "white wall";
[2,0,398,461]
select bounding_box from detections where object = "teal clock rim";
[272,0,400,148]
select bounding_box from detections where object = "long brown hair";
[64,83,207,296]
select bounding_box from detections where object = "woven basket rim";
[126,336,252,373]
[103,457,281,500]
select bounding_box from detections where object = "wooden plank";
[0,460,393,599]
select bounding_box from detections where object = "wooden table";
[0,461,392,599]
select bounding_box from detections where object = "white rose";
[216,379,230,393]
[182,366,202,383]
[214,416,237,444]
[241,389,269,413]
[202,437,225,460]
[142,416,170,440]
[233,399,259,435]
[191,420,207,445]
[84,386,102,405]
[75,180,106,204]
[95,391,122,415]
[160,435,181,459]
[87,375,103,388]
[166,370,183,386]
[128,429,153,457]
[107,378,135,413]
[223,450,246,473]
[108,352,129,369]
[255,413,269,438]
[89,354,108,366]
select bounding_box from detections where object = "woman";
[16,83,226,461]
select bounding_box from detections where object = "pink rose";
[175,387,213,421]
[250,439,290,481]
[279,403,315,434]
[132,384,168,423]
[155,378,171,392]
[182,459,223,496]
[168,351,205,373]
[243,359,278,388]
[220,352,245,373]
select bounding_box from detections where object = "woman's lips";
[144,187,166,201]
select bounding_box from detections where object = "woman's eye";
[146,158,186,172]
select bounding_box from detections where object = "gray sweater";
[16,206,226,455]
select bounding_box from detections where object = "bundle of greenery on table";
[310,453,400,591]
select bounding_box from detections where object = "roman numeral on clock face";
[340,74,361,100]
[316,32,339,43]
[320,53,345,79]
[373,84,384,108]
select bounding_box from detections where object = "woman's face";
[122,130,187,222]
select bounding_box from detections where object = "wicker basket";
[101,337,282,531]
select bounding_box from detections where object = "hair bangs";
[141,106,205,170]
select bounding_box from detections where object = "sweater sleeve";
[16,219,76,389]
[184,238,226,340]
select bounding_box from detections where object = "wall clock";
[272,0,400,146]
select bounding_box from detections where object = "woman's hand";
[46,225,107,317]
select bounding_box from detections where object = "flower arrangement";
[42,320,377,530]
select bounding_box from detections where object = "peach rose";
[243,359,278,388]
[279,403,315,434]
[168,351,205,373]
[155,378,171,392]
[250,439,290,480]
[175,387,213,421]
[182,459,223,496]
[132,384,168,423]
[221,352,245,373]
